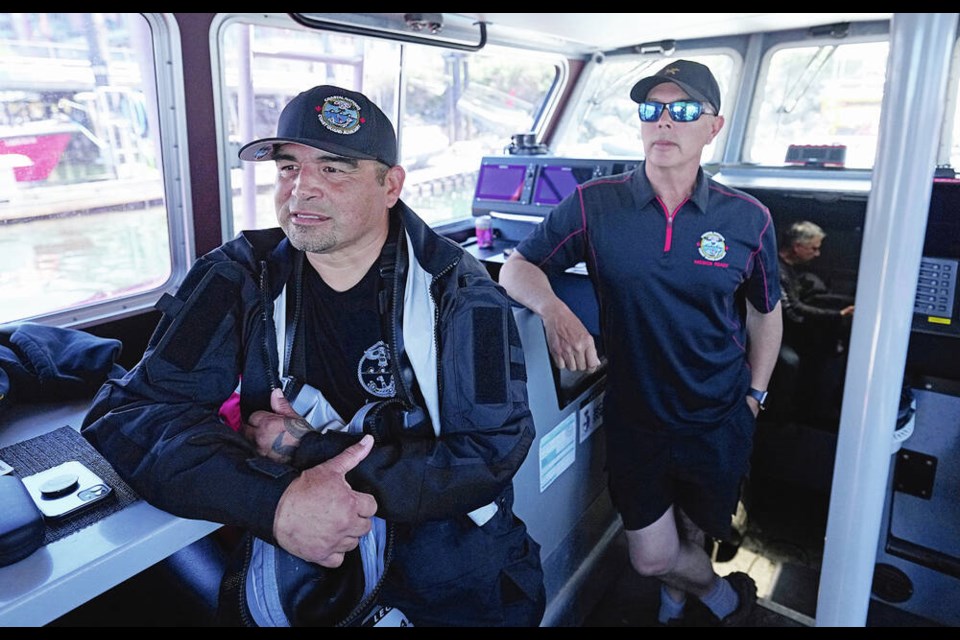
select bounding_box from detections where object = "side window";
[0,13,186,326]
[551,52,738,165]
[399,46,559,225]
[216,16,562,237]
[950,39,960,172]
[745,39,889,169]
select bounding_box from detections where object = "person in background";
[498,60,782,626]
[777,220,855,424]
[82,85,545,627]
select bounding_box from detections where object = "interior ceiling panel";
[451,12,892,53]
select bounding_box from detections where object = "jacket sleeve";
[780,269,843,326]
[292,274,535,524]
[81,257,294,543]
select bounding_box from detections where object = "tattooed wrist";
[270,433,298,462]
[283,416,311,440]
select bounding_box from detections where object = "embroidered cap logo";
[319,95,363,135]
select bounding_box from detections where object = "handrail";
[288,13,488,52]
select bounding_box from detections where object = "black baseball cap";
[239,85,397,166]
[629,60,721,114]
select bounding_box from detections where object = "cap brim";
[630,77,716,112]
[238,137,380,162]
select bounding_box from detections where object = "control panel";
[472,155,641,218]
[914,257,957,319]
[912,179,960,338]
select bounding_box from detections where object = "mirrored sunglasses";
[637,100,713,123]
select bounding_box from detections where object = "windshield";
[745,40,889,169]
[551,53,736,164]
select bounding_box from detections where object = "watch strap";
[748,387,768,410]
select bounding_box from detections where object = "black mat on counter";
[0,425,139,544]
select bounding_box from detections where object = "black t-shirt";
[300,259,396,422]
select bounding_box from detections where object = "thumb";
[270,387,301,418]
[326,434,374,475]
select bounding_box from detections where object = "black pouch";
[0,475,45,566]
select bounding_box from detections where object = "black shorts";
[605,400,756,542]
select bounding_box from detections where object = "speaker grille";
[872,563,914,603]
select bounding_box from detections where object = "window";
[551,52,738,165]
[216,16,562,238]
[745,39,889,169]
[0,13,187,326]
[952,93,960,173]
[950,39,960,173]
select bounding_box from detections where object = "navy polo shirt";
[515,163,780,431]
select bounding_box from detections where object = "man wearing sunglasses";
[500,60,782,626]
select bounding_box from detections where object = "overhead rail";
[288,13,488,52]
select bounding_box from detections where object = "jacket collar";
[225,199,462,298]
[395,200,461,277]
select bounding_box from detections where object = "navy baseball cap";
[630,60,721,114]
[239,85,397,166]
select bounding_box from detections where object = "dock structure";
[0,177,164,224]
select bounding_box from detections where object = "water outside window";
[0,12,170,324]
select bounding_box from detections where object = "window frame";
[210,12,568,241]
[548,45,744,168]
[945,36,960,171]
[745,38,889,171]
[0,12,193,329]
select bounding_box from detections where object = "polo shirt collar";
[633,161,710,213]
[689,167,711,213]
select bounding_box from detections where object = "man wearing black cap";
[83,85,545,627]
[500,60,782,626]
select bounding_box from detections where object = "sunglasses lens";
[639,101,705,122]
[638,102,663,122]
[668,101,703,122]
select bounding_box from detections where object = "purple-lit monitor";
[533,165,597,206]
[474,163,527,202]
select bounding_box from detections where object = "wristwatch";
[747,387,768,411]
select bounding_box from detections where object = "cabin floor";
[582,418,946,628]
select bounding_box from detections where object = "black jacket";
[82,202,545,626]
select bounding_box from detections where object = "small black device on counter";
[0,475,45,566]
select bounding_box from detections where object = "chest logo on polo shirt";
[357,340,395,398]
[697,231,728,262]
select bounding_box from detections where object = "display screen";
[923,180,960,260]
[532,165,597,205]
[912,178,960,339]
[915,180,960,321]
[474,163,527,201]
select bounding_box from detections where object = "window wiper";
[586,59,660,105]
[777,45,837,114]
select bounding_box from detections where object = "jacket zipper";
[284,254,304,380]
[429,258,459,401]
[258,261,280,392]
[388,239,413,411]
[336,522,397,627]
[235,533,256,626]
